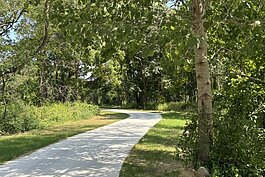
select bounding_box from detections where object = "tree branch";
[0,0,50,77]
[231,72,265,85]
[0,64,23,77]
[0,8,25,36]
[213,72,265,85]
[32,0,50,56]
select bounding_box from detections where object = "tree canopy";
[0,0,264,175]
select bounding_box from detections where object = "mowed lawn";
[0,111,129,164]
[119,112,193,177]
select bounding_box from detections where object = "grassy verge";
[119,112,193,177]
[0,111,129,164]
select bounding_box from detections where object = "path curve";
[0,109,161,177]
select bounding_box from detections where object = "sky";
[166,0,175,8]
[9,29,17,40]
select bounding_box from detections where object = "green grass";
[157,102,194,112]
[0,111,129,164]
[119,112,194,177]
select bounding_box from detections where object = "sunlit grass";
[119,111,192,177]
[0,111,129,164]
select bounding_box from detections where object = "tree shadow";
[120,147,183,177]
[0,111,162,177]
[0,124,102,164]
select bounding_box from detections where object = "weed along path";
[0,109,162,177]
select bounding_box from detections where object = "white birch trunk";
[192,0,213,164]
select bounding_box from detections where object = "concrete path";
[0,109,162,177]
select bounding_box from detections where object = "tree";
[192,0,213,165]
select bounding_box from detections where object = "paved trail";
[0,109,161,177]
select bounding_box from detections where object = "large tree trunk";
[192,0,213,165]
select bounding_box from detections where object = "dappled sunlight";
[155,122,186,129]
[0,111,161,177]
[162,112,192,120]
[119,112,191,177]
[0,111,129,164]
[135,143,176,154]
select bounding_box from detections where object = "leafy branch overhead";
[0,0,264,176]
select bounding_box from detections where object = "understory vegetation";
[0,102,99,134]
[157,102,194,112]
[1,0,264,176]
[181,79,265,176]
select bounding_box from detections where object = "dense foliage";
[213,79,265,176]
[179,0,265,175]
[0,0,264,175]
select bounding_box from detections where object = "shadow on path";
[0,109,161,177]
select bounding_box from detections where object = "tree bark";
[1,76,7,121]
[192,0,213,165]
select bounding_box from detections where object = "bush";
[0,102,39,134]
[0,102,99,134]
[179,79,265,176]
[145,102,158,110]
[157,101,193,111]
[211,80,265,176]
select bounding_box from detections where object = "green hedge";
[0,102,99,134]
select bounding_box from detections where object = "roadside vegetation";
[0,102,99,134]
[0,110,129,164]
[157,102,194,112]
[1,0,264,175]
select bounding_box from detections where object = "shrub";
[157,101,193,111]
[179,79,265,176]
[145,102,158,110]
[0,102,39,134]
[211,80,265,176]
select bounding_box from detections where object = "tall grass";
[0,102,99,134]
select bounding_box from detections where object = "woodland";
[0,0,264,176]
